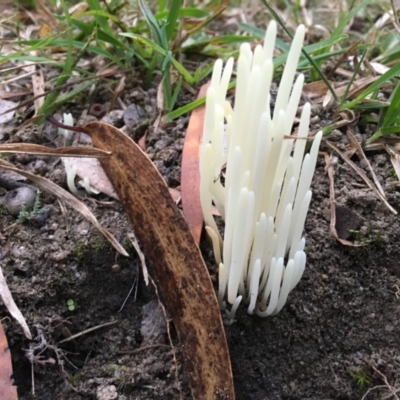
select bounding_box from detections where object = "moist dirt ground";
[1,75,400,400]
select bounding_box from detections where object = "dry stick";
[365,138,400,152]
[57,321,117,344]
[117,261,139,312]
[326,141,397,214]
[346,128,386,199]
[117,344,171,355]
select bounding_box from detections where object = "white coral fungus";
[199,21,322,323]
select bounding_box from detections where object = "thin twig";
[117,344,171,355]
[57,320,117,344]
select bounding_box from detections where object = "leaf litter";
[2,1,400,399]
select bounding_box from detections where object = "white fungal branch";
[59,113,99,197]
[199,21,322,322]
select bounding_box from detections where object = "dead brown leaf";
[0,143,111,158]
[303,80,334,99]
[84,121,234,400]
[31,71,45,114]
[181,82,210,245]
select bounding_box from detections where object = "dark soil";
[2,74,400,400]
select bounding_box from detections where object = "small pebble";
[4,186,36,216]
[32,159,48,175]
[111,264,121,273]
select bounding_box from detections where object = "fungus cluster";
[199,21,322,322]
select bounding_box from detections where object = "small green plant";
[17,190,45,223]
[105,364,127,375]
[67,299,76,312]
[92,237,106,251]
[352,368,372,388]
[349,225,384,245]
[75,241,87,259]
[121,238,132,252]
[67,372,81,387]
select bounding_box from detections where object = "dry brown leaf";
[332,109,357,131]
[0,266,32,339]
[84,121,234,400]
[181,82,210,245]
[37,23,52,38]
[364,137,400,152]
[0,320,18,400]
[0,143,111,158]
[0,159,128,256]
[31,71,45,115]
[335,76,378,100]
[69,1,88,14]
[327,39,361,80]
[0,91,30,100]
[303,80,334,99]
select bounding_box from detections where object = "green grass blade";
[37,0,74,121]
[166,96,205,121]
[74,9,122,23]
[132,8,210,33]
[193,63,215,83]
[170,75,182,110]
[340,49,367,105]
[139,0,165,47]
[181,34,259,52]
[238,22,264,37]
[87,0,112,34]
[382,81,400,128]
[0,34,62,65]
[70,18,129,49]
[121,33,194,82]
[331,0,372,37]
[165,0,182,42]
[158,0,166,12]
[343,63,400,109]
[52,80,94,108]
[17,38,125,67]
